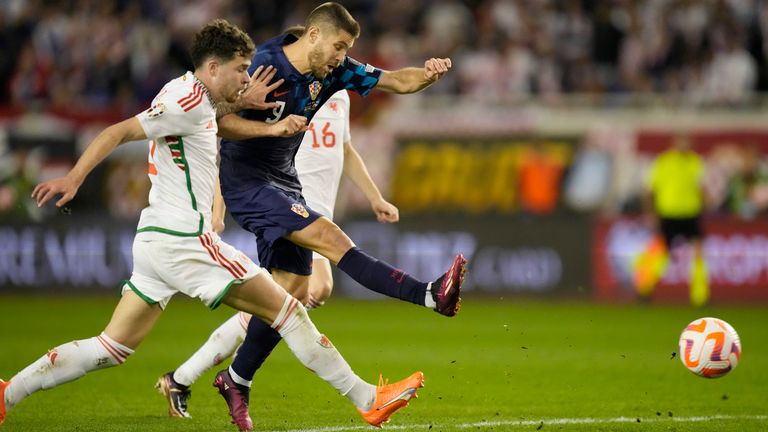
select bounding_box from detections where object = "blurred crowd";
[2,0,768,113]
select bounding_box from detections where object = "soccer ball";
[678,317,741,378]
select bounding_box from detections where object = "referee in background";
[635,136,709,306]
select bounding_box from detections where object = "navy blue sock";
[337,247,427,305]
[230,317,282,381]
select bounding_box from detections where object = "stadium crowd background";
[2,0,768,302]
[1,0,767,113]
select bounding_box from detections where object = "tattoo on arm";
[216,101,243,118]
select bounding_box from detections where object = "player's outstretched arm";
[342,139,399,223]
[31,117,147,208]
[218,113,308,140]
[376,58,452,94]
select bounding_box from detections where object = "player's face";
[309,28,355,79]
[218,56,252,103]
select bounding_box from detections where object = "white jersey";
[135,71,218,237]
[294,90,350,219]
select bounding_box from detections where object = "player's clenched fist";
[272,114,308,137]
[424,58,452,82]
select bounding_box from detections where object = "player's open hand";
[424,58,452,82]
[31,175,80,208]
[240,65,285,111]
[372,198,399,223]
[272,114,308,137]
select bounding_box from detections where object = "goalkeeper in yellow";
[634,136,709,306]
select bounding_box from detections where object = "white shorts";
[123,231,262,309]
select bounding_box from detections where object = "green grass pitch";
[0,295,766,431]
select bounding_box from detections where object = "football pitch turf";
[0,295,766,431]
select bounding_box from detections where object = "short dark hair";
[305,2,360,38]
[282,25,306,38]
[189,19,255,68]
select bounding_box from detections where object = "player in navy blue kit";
[193,4,468,429]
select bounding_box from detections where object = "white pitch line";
[269,414,768,432]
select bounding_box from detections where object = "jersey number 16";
[307,121,336,148]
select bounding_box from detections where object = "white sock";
[173,312,248,386]
[272,296,375,411]
[5,332,133,409]
[424,282,436,308]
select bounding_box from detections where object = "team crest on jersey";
[291,203,309,218]
[317,334,334,349]
[308,81,322,100]
[144,103,166,119]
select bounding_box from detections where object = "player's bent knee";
[310,280,333,304]
[317,222,354,252]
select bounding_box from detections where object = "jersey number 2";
[307,121,336,148]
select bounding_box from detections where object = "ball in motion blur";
[678,317,741,378]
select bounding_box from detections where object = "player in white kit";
[0,20,422,432]
[156,89,401,418]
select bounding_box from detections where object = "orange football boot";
[0,379,10,426]
[357,372,424,427]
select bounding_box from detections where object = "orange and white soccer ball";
[678,317,741,378]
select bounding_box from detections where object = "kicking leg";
[287,217,467,316]
[1,291,161,424]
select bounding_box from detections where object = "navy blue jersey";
[220,33,382,194]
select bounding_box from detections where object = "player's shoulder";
[152,72,212,118]
[325,89,350,109]
[315,90,349,120]
[331,89,350,104]
[252,34,289,62]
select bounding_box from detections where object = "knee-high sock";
[337,247,428,306]
[174,312,248,386]
[5,332,132,409]
[272,296,375,410]
[690,255,709,307]
[229,313,282,386]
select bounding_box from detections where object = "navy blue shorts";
[224,184,322,275]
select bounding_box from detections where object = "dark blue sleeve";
[334,56,382,97]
